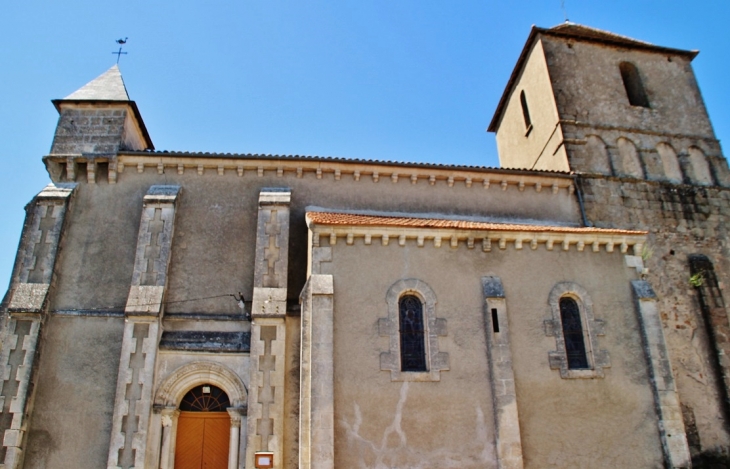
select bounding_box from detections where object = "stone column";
[631,280,691,469]
[227,407,244,469]
[0,183,76,469]
[107,185,181,469]
[299,274,335,469]
[246,188,291,469]
[158,407,178,469]
[482,276,524,469]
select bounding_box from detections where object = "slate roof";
[53,65,154,150]
[307,211,647,235]
[63,65,130,101]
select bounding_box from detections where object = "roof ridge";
[548,22,655,47]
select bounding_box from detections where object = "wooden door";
[175,412,230,469]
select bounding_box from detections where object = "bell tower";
[489,23,730,187]
[46,65,153,183]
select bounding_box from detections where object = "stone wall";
[50,107,129,156]
[580,174,730,461]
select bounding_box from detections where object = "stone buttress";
[298,274,335,469]
[0,183,75,469]
[632,280,692,468]
[482,276,524,469]
[107,185,181,469]
[246,188,291,468]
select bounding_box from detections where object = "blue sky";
[1,1,729,290]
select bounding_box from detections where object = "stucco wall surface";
[48,166,581,315]
[325,236,663,468]
[495,40,567,172]
[24,316,124,469]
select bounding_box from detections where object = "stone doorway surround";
[151,361,248,469]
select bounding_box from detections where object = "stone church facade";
[1,23,729,468]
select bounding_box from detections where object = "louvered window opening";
[560,297,589,369]
[399,295,427,372]
[179,384,231,412]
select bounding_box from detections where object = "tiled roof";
[307,211,646,235]
[63,65,130,101]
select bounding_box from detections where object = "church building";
[2,22,730,468]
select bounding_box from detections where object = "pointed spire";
[64,65,130,101]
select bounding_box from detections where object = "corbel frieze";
[82,154,577,195]
[307,224,646,255]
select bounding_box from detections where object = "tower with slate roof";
[47,65,153,183]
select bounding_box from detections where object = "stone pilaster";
[299,274,335,469]
[631,280,691,469]
[246,188,291,469]
[0,183,75,469]
[107,185,180,469]
[482,276,524,469]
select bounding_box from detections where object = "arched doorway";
[174,384,231,469]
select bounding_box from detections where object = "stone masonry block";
[431,318,447,336]
[378,318,393,336]
[8,283,50,312]
[125,285,164,314]
[3,429,23,447]
[310,274,333,295]
[482,276,505,298]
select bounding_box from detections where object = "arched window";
[547,282,610,378]
[179,384,231,412]
[399,295,427,372]
[559,297,589,369]
[380,279,449,381]
[619,62,650,108]
[520,90,532,132]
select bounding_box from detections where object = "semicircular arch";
[154,361,248,408]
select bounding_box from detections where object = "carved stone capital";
[227,407,246,427]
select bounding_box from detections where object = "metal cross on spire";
[112,37,128,64]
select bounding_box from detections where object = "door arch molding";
[152,361,248,469]
[155,361,248,408]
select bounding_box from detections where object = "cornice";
[45,153,577,194]
[307,217,646,254]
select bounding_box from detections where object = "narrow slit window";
[520,90,532,131]
[399,295,427,372]
[619,62,650,108]
[559,297,589,369]
[491,308,500,333]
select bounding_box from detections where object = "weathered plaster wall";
[325,236,662,468]
[581,176,730,460]
[24,316,124,468]
[49,164,581,314]
[495,40,567,172]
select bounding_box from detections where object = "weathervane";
[112,37,128,64]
